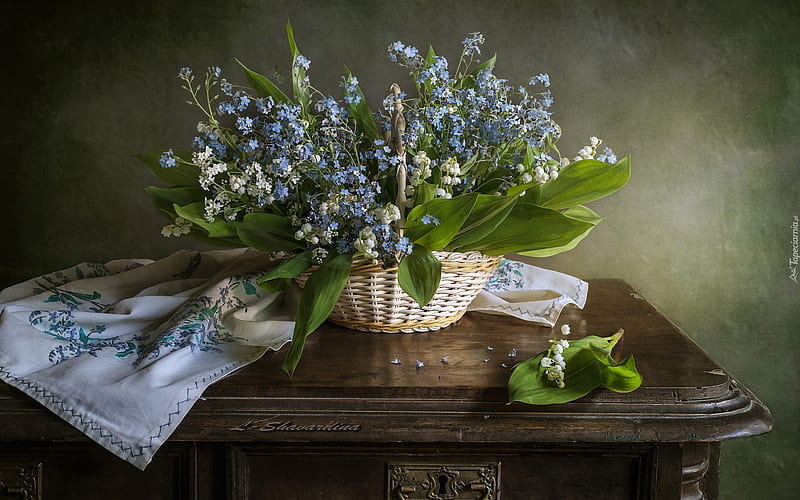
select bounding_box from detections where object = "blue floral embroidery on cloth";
[31,261,143,297]
[28,272,262,365]
[28,309,126,363]
[484,259,525,292]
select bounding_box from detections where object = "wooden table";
[0,279,772,499]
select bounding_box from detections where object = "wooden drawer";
[228,443,655,499]
[0,443,194,500]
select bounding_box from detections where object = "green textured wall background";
[2,0,797,496]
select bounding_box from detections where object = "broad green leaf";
[145,186,205,207]
[582,330,641,393]
[185,231,246,248]
[508,330,641,405]
[174,202,238,238]
[505,181,538,198]
[404,193,478,250]
[539,157,631,210]
[158,199,244,247]
[282,253,353,376]
[344,66,381,141]
[473,167,513,194]
[517,183,542,205]
[561,205,604,225]
[136,150,199,187]
[236,212,304,253]
[524,144,537,168]
[412,181,437,206]
[398,245,441,306]
[568,330,624,351]
[518,205,603,258]
[286,20,311,110]
[599,354,642,393]
[256,251,314,292]
[469,201,594,256]
[235,58,291,104]
[447,194,517,251]
[508,348,602,405]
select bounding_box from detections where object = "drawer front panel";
[0,443,194,500]
[229,444,653,499]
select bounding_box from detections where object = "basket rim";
[299,251,501,277]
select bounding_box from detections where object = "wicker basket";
[293,84,499,332]
[294,251,501,333]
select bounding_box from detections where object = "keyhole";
[437,474,449,494]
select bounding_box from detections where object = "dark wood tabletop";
[0,279,774,500]
[0,279,772,445]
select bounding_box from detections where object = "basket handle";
[384,83,407,238]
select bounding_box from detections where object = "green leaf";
[282,253,353,376]
[235,58,291,104]
[413,181,437,206]
[472,53,496,75]
[568,330,624,351]
[286,20,310,111]
[539,157,631,210]
[136,150,200,187]
[460,53,496,88]
[505,181,538,199]
[425,45,437,67]
[517,183,542,205]
[256,251,314,292]
[524,144,537,168]
[469,201,594,256]
[344,66,381,141]
[473,167,513,194]
[145,186,205,207]
[518,205,603,258]
[236,212,304,253]
[186,231,246,248]
[398,245,441,307]
[599,354,642,393]
[581,330,641,393]
[561,204,604,225]
[174,202,238,238]
[508,348,602,405]
[448,194,517,251]
[458,154,479,176]
[508,330,641,405]
[404,193,478,250]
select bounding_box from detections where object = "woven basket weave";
[293,84,500,332]
[295,251,500,333]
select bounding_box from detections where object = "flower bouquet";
[139,22,631,377]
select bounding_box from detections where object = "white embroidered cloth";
[0,248,586,470]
